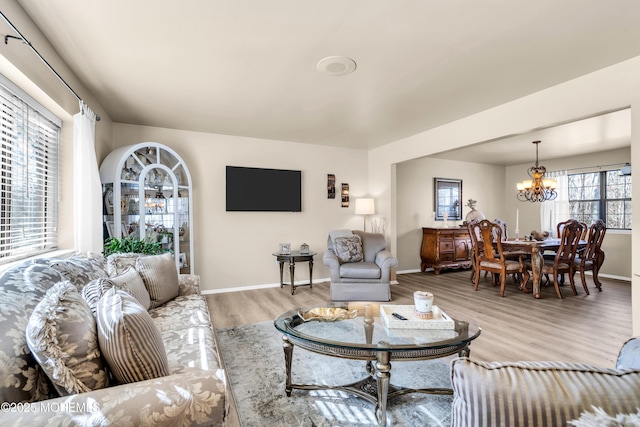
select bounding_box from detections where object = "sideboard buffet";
[420,227,472,274]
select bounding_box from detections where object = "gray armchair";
[323,230,398,301]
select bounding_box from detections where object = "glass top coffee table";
[273,302,481,426]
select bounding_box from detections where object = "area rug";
[216,320,453,427]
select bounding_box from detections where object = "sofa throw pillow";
[333,235,364,263]
[109,267,151,310]
[26,281,110,396]
[136,253,179,309]
[96,287,170,384]
[106,253,139,277]
[82,268,151,315]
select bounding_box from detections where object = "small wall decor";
[327,174,336,199]
[434,178,462,221]
[341,183,349,207]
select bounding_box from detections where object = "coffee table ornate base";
[282,334,468,426]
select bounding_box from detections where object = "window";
[0,75,61,264]
[568,170,631,229]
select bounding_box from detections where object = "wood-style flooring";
[206,271,633,426]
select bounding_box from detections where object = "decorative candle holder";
[414,291,434,319]
[279,243,291,254]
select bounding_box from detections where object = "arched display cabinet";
[99,142,194,274]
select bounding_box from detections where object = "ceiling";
[431,108,631,166]
[13,0,640,155]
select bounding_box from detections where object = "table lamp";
[355,198,375,232]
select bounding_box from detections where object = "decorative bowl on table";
[530,230,550,241]
[298,307,358,322]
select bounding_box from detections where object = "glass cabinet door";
[100,143,193,274]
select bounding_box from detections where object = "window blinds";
[0,78,60,263]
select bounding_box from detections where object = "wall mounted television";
[226,166,302,212]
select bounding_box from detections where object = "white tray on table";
[380,304,455,329]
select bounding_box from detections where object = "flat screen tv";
[226,166,302,212]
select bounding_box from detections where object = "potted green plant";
[103,235,166,257]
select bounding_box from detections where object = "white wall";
[395,157,504,271]
[111,124,369,292]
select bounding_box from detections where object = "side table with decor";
[272,250,317,295]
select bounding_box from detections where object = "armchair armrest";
[323,250,342,282]
[0,367,227,426]
[375,250,398,283]
[375,250,398,269]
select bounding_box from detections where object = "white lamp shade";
[355,198,375,215]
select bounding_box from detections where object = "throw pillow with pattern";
[334,235,364,263]
[26,281,109,395]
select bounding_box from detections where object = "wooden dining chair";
[467,218,482,284]
[528,219,584,298]
[571,219,606,294]
[470,219,529,297]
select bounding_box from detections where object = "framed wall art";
[434,178,462,221]
[327,174,335,199]
[341,183,349,207]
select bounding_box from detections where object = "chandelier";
[516,141,557,202]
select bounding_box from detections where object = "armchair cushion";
[334,235,364,263]
[340,262,381,280]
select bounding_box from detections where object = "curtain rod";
[563,162,629,173]
[0,11,101,121]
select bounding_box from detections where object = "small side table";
[272,251,317,295]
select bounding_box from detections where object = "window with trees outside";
[568,170,631,230]
[0,75,61,264]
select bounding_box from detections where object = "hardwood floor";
[208,271,632,365]
[206,271,633,426]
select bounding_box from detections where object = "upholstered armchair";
[323,230,398,301]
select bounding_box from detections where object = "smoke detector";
[317,56,357,76]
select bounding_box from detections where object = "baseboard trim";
[200,270,630,295]
[202,276,401,295]
[201,277,333,295]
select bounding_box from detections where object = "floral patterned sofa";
[0,252,228,426]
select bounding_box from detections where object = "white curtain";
[73,102,103,253]
[540,170,569,237]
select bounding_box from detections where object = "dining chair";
[528,219,584,298]
[467,219,482,284]
[470,219,529,297]
[544,219,587,284]
[556,219,588,240]
[571,219,606,294]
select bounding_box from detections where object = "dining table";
[501,238,586,299]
